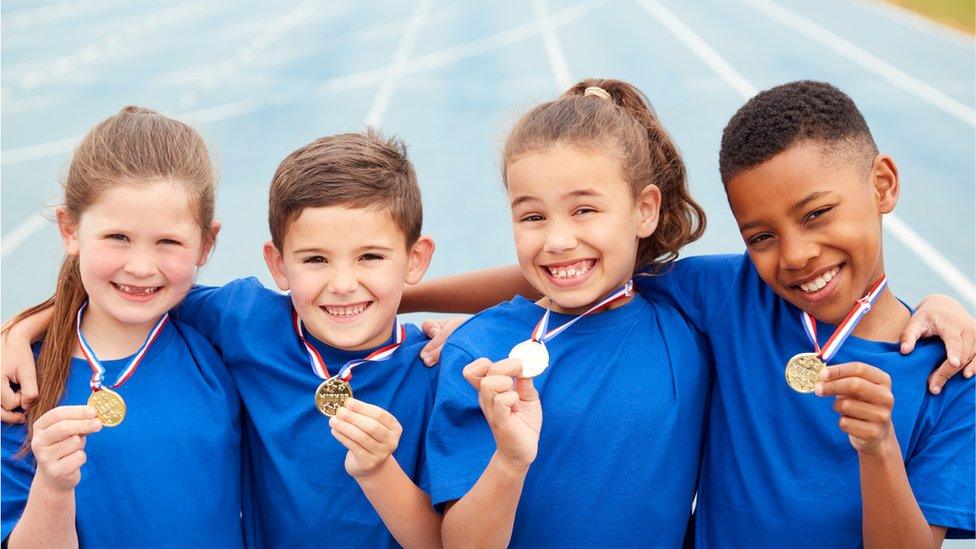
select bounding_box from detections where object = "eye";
[573,207,597,216]
[302,255,326,264]
[519,214,545,223]
[107,233,129,242]
[361,253,385,261]
[159,238,182,246]
[746,233,774,247]
[804,206,833,223]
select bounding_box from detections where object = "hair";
[719,80,879,185]
[267,129,422,251]
[502,78,706,274]
[1,105,217,456]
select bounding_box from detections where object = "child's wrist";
[491,451,532,477]
[31,474,75,500]
[352,454,397,482]
[856,424,899,461]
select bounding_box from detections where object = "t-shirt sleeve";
[906,377,976,537]
[170,284,227,346]
[424,342,495,507]
[634,254,741,333]
[2,423,34,541]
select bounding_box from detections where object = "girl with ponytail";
[1,107,243,548]
[422,79,712,546]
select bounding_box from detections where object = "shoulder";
[446,297,539,353]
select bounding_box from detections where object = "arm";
[816,363,941,548]
[329,399,441,548]
[8,406,102,549]
[441,358,541,548]
[900,294,976,394]
[1,309,52,423]
[400,266,539,314]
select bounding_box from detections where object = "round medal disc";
[785,352,826,393]
[509,340,550,378]
[315,378,353,417]
[88,388,126,427]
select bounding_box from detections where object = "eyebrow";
[291,245,396,255]
[737,191,833,233]
[510,188,604,208]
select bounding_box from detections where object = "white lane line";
[857,0,975,49]
[365,0,434,127]
[740,0,976,127]
[2,137,80,165]
[1,213,50,259]
[530,0,573,90]
[635,0,976,305]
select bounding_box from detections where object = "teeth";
[547,260,594,279]
[115,283,159,295]
[324,303,369,316]
[798,267,839,293]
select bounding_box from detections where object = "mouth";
[321,301,372,322]
[541,258,597,288]
[111,282,163,301]
[789,264,843,303]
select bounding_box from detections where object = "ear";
[636,183,662,238]
[262,240,291,291]
[871,155,899,214]
[405,236,435,285]
[196,220,222,267]
[56,207,80,256]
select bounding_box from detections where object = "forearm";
[860,436,941,548]
[441,452,529,548]
[356,457,442,549]
[401,266,539,314]
[8,480,77,549]
[5,307,52,344]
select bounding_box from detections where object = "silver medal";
[508,339,550,378]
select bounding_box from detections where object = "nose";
[327,268,358,295]
[779,232,819,271]
[543,219,578,255]
[123,252,159,278]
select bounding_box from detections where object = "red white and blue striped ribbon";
[530,280,634,343]
[800,275,888,363]
[76,302,169,391]
[292,309,406,382]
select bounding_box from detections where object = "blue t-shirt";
[174,277,436,548]
[1,320,243,548]
[637,253,976,547]
[427,294,712,547]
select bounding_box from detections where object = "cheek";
[77,244,122,280]
[512,227,541,263]
[158,250,201,287]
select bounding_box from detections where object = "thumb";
[899,316,929,355]
[514,377,539,403]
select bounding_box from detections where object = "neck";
[849,288,908,343]
[78,304,163,360]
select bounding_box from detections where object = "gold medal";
[88,387,126,427]
[315,378,353,417]
[785,352,825,393]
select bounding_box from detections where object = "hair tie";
[583,86,612,100]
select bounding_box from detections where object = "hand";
[815,362,894,455]
[462,358,542,469]
[419,316,467,366]
[329,398,403,479]
[30,406,102,492]
[901,293,975,394]
[1,326,40,424]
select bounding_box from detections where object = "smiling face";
[60,179,214,337]
[728,140,898,325]
[264,205,433,351]
[506,144,659,314]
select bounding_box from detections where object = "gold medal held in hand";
[785,352,825,393]
[88,387,127,427]
[315,378,353,417]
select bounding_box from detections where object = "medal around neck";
[88,388,127,426]
[509,340,550,378]
[785,352,825,393]
[315,377,353,417]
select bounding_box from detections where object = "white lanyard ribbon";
[292,310,406,382]
[530,280,634,343]
[76,302,168,391]
[800,275,888,363]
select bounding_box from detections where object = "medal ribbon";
[292,310,406,382]
[76,302,169,391]
[800,275,888,363]
[530,280,634,343]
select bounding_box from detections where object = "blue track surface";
[3,0,974,323]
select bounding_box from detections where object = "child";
[1,107,243,548]
[412,81,976,546]
[428,79,712,547]
[2,131,442,547]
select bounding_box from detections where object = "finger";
[329,417,383,454]
[821,363,891,386]
[960,327,975,374]
[330,428,374,465]
[964,357,975,379]
[837,416,890,441]
[335,407,392,446]
[816,378,893,406]
[462,358,493,389]
[1,376,21,414]
[833,398,891,424]
[493,390,520,418]
[940,325,963,368]
[420,322,446,367]
[1,410,26,424]
[421,319,444,338]
[927,360,961,395]
[345,399,401,432]
[50,450,87,478]
[16,360,38,409]
[486,358,524,378]
[514,377,539,403]
[40,419,103,446]
[899,316,928,354]
[479,375,515,416]
[39,434,88,462]
[34,406,97,431]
